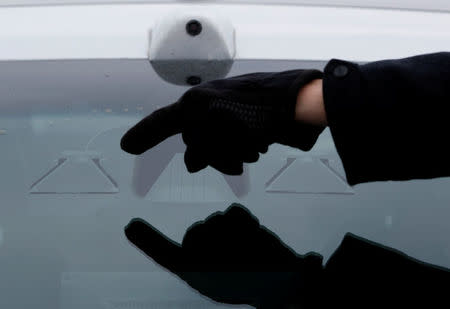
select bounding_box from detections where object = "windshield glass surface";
[1,58,450,308]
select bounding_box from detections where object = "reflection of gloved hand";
[120,69,324,175]
[124,203,324,309]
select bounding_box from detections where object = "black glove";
[120,69,324,175]
[124,203,324,308]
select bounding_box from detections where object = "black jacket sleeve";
[322,52,450,185]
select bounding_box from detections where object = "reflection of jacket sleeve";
[323,233,450,308]
[322,52,450,185]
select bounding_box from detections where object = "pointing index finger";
[125,218,184,274]
[120,101,186,155]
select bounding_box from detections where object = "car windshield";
[1,57,450,308]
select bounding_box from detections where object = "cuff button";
[333,65,349,78]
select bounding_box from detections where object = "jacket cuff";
[323,59,368,185]
[323,53,450,185]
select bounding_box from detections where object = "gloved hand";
[120,69,324,175]
[124,203,324,309]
